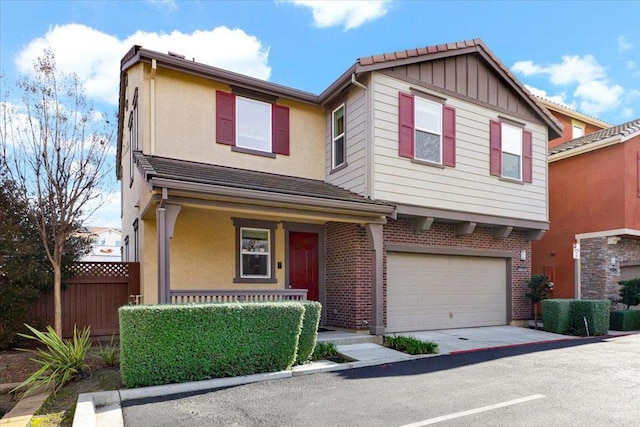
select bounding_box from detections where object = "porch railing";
[169,289,308,304]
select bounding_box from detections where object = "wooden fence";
[30,262,140,338]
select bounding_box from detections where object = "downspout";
[150,59,157,155]
[157,187,168,303]
[351,73,367,91]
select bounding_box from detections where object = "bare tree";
[0,49,112,337]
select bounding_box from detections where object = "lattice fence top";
[66,262,130,278]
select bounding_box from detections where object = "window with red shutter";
[215,91,290,156]
[398,92,414,158]
[398,92,456,167]
[490,120,502,177]
[523,130,533,183]
[491,119,533,183]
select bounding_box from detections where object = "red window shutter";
[398,92,414,158]
[216,91,235,145]
[489,120,502,176]
[272,104,290,155]
[442,105,456,167]
[523,129,533,183]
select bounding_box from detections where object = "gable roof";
[535,96,611,129]
[549,118,640,156]
[136,154,394,216]
[322,39,562,138]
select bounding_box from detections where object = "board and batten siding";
[325,84,368,196]
[371,72,548,222]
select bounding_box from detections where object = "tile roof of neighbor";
[356,39,561,133]
[137,154,391,207]
[549,118,640,155]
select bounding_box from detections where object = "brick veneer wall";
[383,218,533,322]
[325,222,372,330]
[581,237,640,304]
[325,218,534,331]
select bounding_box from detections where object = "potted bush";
[526,274,553,330]
[610,278,640,331]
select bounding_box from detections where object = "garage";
[621,264,640,282]
[387,252,508,332]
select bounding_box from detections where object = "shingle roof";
[356,39,561,134]
[137,154,391,207]
[549,118,640,155]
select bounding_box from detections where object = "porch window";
[233,218,277,283]
[240,228,271,278]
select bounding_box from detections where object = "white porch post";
[366,223,385,335]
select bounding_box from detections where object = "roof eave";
[549,135,623,162]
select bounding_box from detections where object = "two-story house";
[532,117,640,303]
[79,227,123,262]
[116,39,561,335]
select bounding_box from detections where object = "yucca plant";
[11,324,92,397]
[98,334,119,366]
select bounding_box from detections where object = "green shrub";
[610,310,640,331]
[295,301,322,365]
[98,334,119,367]
[542,299,573,334]
[384,335,438,355]
[311,342,338,360]
[568,300,610,336]
[543,299,609,336]
[12,324,91,397]
[119,302,305,388]
[618,278,640,309]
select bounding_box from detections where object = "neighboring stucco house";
[535,97,610,149]
[116,39,561,334]
[532,118,640,303]
[79,227,123,262]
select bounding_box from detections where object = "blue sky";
[1,0,639,227]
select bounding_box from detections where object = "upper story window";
[236,96,272,152]
[332,104,346,169]
[501,123,523,180]
[572,120,585,139]
[490,119,533,183]
[216,91,290,157]
[415,97,442,163]
[398,92,456,167]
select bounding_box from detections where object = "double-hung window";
[240,228,271,278]
[216,91,290,156]
[415,97,443,163]
[332,104,346,169]
[398,91,456,167]
[490,119,533,183]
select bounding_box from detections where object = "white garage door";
[387,252,507,332]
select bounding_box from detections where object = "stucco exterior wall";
[149,68,325,180]
[547,108,607,148]
[532,142,634,299]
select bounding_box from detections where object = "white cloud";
[524,85,575,109]
[290,0,390,30]
[14,24,272,105]
[621,107,634,119]
[146,0,178,11]
[512,55,624,116]
[618,35,633,53]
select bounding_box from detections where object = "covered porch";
[135,154,394,334]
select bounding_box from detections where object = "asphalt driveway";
[122,334,640,426]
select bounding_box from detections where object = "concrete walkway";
[0,383,50,427]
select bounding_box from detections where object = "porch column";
[366,223,384,335]
[157,192,182,303]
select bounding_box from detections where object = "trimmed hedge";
[610,310,640,331]
[541,299,572,334]
[295,301,322,365]
[119,302,304,388]
[542,299,609,336]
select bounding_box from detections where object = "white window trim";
[571,119,585,139]
[501,122,523,180]
[235,96,272,153]
[414,97,443,164]
[332,104,345,169]
[240,227,271,279]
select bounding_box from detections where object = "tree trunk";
[53,263,62,337]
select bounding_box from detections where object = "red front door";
[289,232,319,301]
